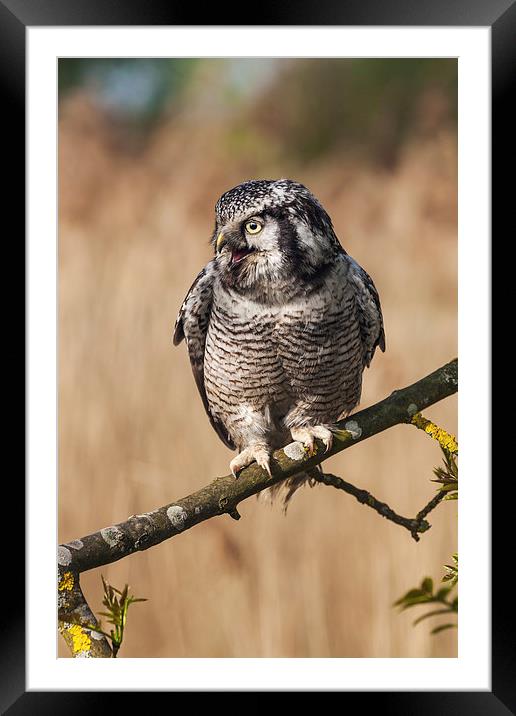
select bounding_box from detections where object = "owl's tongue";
[231,248,252,264]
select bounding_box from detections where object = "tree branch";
[58,358,457,656]
[59,358,457,575]
[308,469,443,541]
[58,570,113,658]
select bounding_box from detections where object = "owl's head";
[212,179,342,300]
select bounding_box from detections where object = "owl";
[173,179,385,502]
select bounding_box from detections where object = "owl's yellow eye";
[245,220,262,235]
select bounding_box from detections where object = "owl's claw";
[290,425,333,455]
[321,431,333,453]
[230,445,272,479]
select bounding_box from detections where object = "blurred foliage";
[244,59,457,167]
[59,58,456,167]
[59,58,198,126]
[394,559,458,635]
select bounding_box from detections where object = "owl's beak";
[216,230,246,254]
[216,229,253,263]
[216,232,226,253]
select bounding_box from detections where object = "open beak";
[216,231,253,264]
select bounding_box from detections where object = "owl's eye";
[245,220,263,235]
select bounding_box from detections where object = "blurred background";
[58,58,457,658]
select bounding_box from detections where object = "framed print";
[6,0,509,711]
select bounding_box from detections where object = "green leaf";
[431,623,457,635]
[399,595,436,610]
[442,564,458,587]
[421,577,433,594]
[435,587,452,601]
[95,578,147,657]
[413,609,454,626]
[393,589,425,606]
[432,449,458,495]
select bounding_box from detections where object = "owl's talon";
[290,425,333,455]
[257,455,273,478]
[230,445,272,479]
[322,433,333,453]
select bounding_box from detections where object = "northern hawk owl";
[173,179,385,501]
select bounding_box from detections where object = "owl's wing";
[173,261,235,449]
[345,255,386,368]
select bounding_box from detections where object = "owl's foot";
[290,425,333,455]
[230,444,272,479]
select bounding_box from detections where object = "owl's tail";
[259,467,321,512]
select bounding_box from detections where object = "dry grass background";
[58,61,457,658]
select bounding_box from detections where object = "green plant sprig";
[394,558,458,635]
[84,576,147,657]
[432,447,458,500]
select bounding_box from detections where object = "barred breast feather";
[203,287,290,450]
[274,253,384,428]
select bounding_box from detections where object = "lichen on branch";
[411,412,458,454]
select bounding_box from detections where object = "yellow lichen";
[58,571,74,591]
[67,623,92,655]
[411,412,458,454]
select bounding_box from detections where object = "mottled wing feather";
[173,261,235,449]
[346,255,386,367]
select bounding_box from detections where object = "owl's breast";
[203,290,291,423]
[274,272,364,419]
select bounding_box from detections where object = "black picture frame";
[6,0,506,712]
